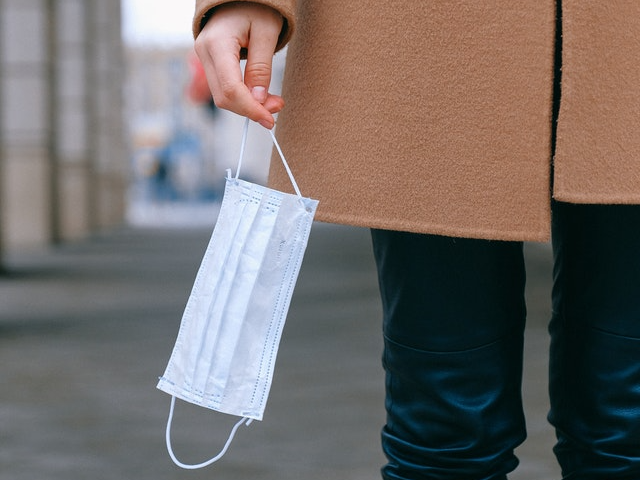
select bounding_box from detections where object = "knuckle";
[194,27,214,52]
[245,61,272,82]
[193,36,206,55]
[214,82,241,109]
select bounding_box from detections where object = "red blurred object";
[186,50,212,105]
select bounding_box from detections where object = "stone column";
[0,0,126,254]
[0,2,4,267]
[52,0,91,241]
[0,0,51,250]
[88,0,127,230]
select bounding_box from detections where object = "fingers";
[194,4,284,129]
[196,31,255,115]
[263,93,285,114]
[244,13,280,92]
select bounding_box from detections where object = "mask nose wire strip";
[234,117,304,199]
[165,396,253,469]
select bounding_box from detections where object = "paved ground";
[0,222,561,479]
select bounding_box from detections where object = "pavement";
[0,219,561,480]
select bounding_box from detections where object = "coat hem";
[553,191,640,206]
[313,212,551,243]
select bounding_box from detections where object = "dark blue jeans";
[371,203,640,480]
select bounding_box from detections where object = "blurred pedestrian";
[191,1,640,478]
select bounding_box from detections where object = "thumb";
[243,8,282,102]
[244,52,274,104]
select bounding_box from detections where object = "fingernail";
[251,86,267,103]
[258,118,273,129]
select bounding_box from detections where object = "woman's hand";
[194,2,285,129]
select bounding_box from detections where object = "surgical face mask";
[157,120,318,469]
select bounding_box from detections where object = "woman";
[192,1,640,478]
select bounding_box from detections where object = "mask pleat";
[172,182,244,397]
[189,182,265,403]
[203,184,281,407]
[228,195,311,415]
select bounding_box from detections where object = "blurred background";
[0,0,284,261]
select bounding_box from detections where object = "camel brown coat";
[194,1,640,242]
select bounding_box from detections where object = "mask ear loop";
[233,117,250,181]
[234,117,304,198]
[165,396,253,469]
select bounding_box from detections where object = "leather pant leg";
[549,203,640,479]
[371,229,528,480]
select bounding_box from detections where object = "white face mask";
[157,120,318,469]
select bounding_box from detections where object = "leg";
[371,229,527,480]
[550,203,640,479]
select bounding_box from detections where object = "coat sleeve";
[193,0,297,52]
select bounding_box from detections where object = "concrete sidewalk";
[0,223,560,480]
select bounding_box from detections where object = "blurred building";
[125,45,223,207]
[124,43,287,226]
[0,0,126,264]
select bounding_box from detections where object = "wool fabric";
[194,0,640,242]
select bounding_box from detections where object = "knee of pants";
[381,329,526,480]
